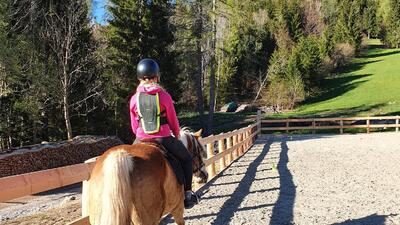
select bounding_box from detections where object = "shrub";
[261,74,305,111]
[331,43,356,68]
[261,50,306,111]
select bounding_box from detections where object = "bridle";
[185,134,205,174]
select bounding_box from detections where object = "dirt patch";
[0,184,82,224]
[0,201,81,225]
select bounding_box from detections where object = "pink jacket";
[129,84,180,139]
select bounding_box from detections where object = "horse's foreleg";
[171,203,185,225]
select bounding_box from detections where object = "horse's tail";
[98,149,134,225]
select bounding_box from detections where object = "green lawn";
[269,39,400,118]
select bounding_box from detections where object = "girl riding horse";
[130,58,199,209]
[85,59,208,225]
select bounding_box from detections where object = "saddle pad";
[164,151,185,185]
[139,139,185,185]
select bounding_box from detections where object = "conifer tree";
[333,0,363,48]
[107,0,178,97]
[362,0,378,39]
[383,0,400,48]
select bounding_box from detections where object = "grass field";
[269,39,400,118]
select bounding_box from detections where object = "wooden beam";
[0,162,95,203]
[67,216,90,225]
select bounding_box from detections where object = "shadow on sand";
[331,213,398,225]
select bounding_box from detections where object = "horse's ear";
[194,129,203,138]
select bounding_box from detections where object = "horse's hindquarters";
[87,144,184,225]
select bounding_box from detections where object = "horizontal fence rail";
[0,163,95,203]
[262,115,400,134]
[0,111,263,225]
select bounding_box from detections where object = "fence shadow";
[269,137,296,225]
[208,140,273,224]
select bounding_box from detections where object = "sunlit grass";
[269,39,400,118]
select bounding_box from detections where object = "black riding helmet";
[137,58,160,79]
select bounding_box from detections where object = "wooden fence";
[262,116,400,134]
[0,112,262,225]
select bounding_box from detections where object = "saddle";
[139,139,185,185]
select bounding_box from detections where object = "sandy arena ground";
[2,133,400,225]
[162,133,400,225]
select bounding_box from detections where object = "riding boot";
[184,190,199,209]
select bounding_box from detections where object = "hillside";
[270,39,400,118]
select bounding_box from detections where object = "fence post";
[340,120,344,134]
[312,119,316,134]
[238,132,243,155]
[233,134,238,159]
[367,117,370,134]
[242,131,247,154]
[82,180,90,217]
[257,110,262,136]
[286,119,289,133]
[226,136,233,164]
[242,130,248,151]
[206,143,216,177]
[244,129,249,151]
[396,116,399,132]
[247,129,251,148]
[248,129,252,148]
[218,138,226,170]
[82,157,96,217]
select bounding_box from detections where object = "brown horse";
[85,129,208,225]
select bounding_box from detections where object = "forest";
[1,0,400,149]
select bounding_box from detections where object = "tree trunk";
[63,82,73,140]
[114,103,118,136]
[195,2,205,129]
[252,71,268,104]
[208,0,217,135]
[8,136,12,149]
